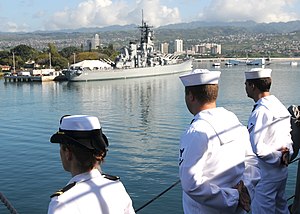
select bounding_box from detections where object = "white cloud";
[132,0,181,27]
[2,0,300,32]
[198,0,300,23]
[45,0,181,30]
[1,22,28,32]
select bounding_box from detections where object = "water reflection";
[0,62,299,214]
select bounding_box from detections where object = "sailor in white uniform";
[179,69,260,214]
[245,68,293,214]
[48,115,135,214]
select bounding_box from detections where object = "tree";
[35,52,50,68]
[51,56,69,70]
[59,46,80,59]
[98,44,119,60]
[0,51,10,65]
[75,52,100,62]
[48,43,60,57]
[11,44,38,62]
[39,43,69,69]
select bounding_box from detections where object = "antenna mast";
[142,9,144,26]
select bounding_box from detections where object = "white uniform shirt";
[48,169,135,214]
[179,107,260,214]
[248,95,293,181]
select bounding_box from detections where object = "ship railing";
[287,156,300,214]
[1,156,299,213]
[0,192,18,214]
[134,156,300,213]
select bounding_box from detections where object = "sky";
[0,0,300,32]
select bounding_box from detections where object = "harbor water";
[0,61,299,214]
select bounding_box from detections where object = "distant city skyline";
[1,0,300,32]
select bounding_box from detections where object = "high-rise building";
[160,42,169,54]
[85,34,101,51]
[210,44,221,55]
[192,43,221,55]
[174,39,183,54]
[92,34,100,50]
[195,45,206,54]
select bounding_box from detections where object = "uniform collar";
[193,109,210,122]
[193,107,221,123]
[68,168,102,185]
[255,95,274,106]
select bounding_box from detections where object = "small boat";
[64,17,192,82]
[227,59,249,66]
[246,58,265,66]
[212,62,221,67]
[4,69,65,82]
[291,61,298,66]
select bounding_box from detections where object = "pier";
[3,68,67,83]
[193,57,300,63]
[4,75,57,82]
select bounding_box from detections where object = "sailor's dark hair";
[246,77,271,92]
[185,84,218,103]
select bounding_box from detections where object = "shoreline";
[193,57,300,62]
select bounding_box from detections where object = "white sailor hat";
[179,69,221,86]
[50,115,108,150]
[245,68,272,80]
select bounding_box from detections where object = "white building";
[195,45,207,54]
[92,34,100,49]
[174,39,183,54]
[85,34,101,51]
[160,42,169,54]
[211,44,222,55]
[193,43,221,55]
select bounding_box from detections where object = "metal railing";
[288,157,300,214]
[1,157,299,214]
[0,192,18,214]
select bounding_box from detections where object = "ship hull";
[65,59,193,82]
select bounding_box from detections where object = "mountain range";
[1,19,300,53]
[33,20,300,34]
[160,20,300,34]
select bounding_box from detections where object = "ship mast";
[141,10,144,29]
[138,10,153,46]
[12,52,16,73]
[140,10,146,44]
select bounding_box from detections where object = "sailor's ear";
[65,147,73,161]
[247,82,255,89]
[61,144,73,161]
[186,90,195,101]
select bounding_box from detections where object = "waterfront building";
[210,43,222,55]
[0,65,10,72]
[193,43,221,55]
[195,45,207,54]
